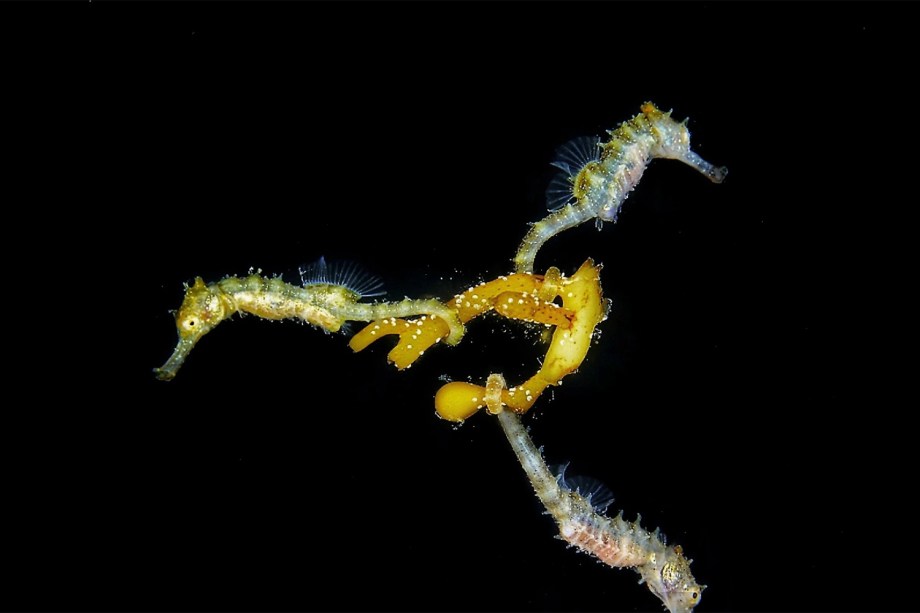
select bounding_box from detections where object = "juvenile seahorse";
[486,375,703,613]
[514,102,727,273]
[154,258,465,380]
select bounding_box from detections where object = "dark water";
[7,3,912,612]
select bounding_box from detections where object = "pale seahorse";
[154,258,465,380]
[514,102,727,273]
[485,374,703,613]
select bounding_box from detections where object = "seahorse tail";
[417,300,465,345]
[353,299,465,345]
[514,207,591,273]
[514,226,543,274]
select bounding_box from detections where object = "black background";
[6,3,914,612]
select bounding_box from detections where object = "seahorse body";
[514,102,727,273]
[495,405,703,613]
[154,274,464,380]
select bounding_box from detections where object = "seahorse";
[486,374,703,613]
[514,102,727,273]
[154,258,465,380]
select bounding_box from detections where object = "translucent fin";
[550,136,601,175]
[546,136,600,211]
[578,477,615,514]
[546,173,575,211]
[299,257,386,298]
[551,463,615,513]
[550,462,571,483]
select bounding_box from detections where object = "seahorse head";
[154,278,230,380]
[638,544,704,613]
[641,102,691,161]
[641,102,726,183]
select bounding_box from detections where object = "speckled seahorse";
[514,102,727,273]
[487,374,703,613]
[154,258,465,380]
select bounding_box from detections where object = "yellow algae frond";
[434,259,606,421]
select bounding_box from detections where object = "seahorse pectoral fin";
[153,337,198,381]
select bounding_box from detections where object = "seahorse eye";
[182,317,199,331]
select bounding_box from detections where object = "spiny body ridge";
[514,102,727,273]
[495,406,703,613]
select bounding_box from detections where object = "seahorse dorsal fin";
[550,135,601,175]
[299,257,386,298]
[549,462,570,483]
[569,474,615,513]
[551,463,615,514]
[546,136,600,211]
[545,173,575,212]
